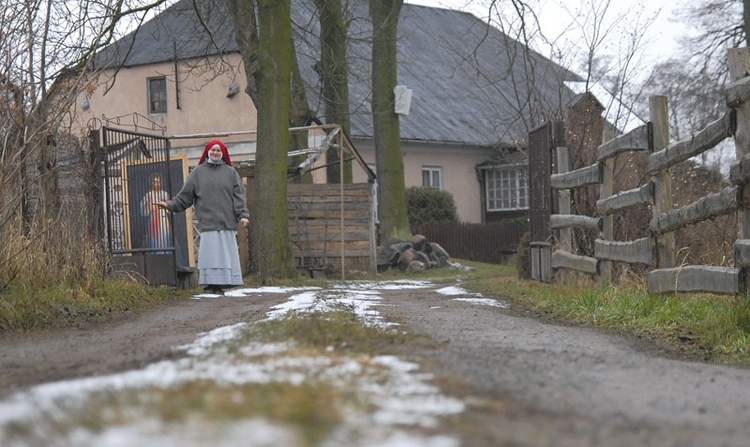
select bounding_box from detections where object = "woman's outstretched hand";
[155,201,170,210]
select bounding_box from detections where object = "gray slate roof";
[96,0,582,148]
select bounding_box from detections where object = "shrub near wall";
[406,186,458,231]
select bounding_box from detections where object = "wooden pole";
[339,129,345,280]
[555,144,571,284]
[649,96,675,269]
[599,130,615,283]
[728,48,750,292]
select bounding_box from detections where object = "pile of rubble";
[378,234,451,273]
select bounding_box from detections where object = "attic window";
[148,77,167,114]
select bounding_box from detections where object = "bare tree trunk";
[252,0,295,281]
[315,0,353,184]
[369,0,411,244]
[228,0,260,104]
[289,36,315,183]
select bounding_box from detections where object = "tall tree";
[228,0,295,282]
[369,0,411,244]
[315,0,353,183]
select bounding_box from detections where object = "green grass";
[0,278,191,333]
[3,258,750,365]
[251,307,429,356]
[461,265,750,365]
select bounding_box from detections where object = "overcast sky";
[404,0,686,68]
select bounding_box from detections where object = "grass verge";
[3,259,750,366]
[0,279,191,333]
[452,261,750,366]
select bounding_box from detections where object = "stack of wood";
[378,234,451,273]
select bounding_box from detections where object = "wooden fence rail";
[549,48,750,295]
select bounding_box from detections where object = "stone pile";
[378,234,451,273]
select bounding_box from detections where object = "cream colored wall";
[351,140,493,223]
[69,56,492,223]
[72,54,258,162]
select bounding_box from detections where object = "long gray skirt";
[197,230,243,286]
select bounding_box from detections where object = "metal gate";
[99,127,193,286]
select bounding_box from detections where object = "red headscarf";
[198,139,233,166]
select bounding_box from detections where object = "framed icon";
[122,155,195,267]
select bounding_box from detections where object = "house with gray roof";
[73,0,585,224]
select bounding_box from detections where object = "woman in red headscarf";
[157,140,249,295]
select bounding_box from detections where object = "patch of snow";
[0,280,464,446]
[192,286,322,300]
[333,280,432,291]
[436,285,510,308]
[435,286,476,296]
[453,298,509,308]
[264,287,398,329]
[69,418,299,447]
[176,322,249,356]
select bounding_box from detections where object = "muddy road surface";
[1,281,749,446]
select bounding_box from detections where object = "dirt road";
[2,282,750,446]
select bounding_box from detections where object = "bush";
[406,186,458,231]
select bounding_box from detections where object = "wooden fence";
[238,124,378,278]
[416,220,529,265]
[549,48,750,295]
[287,182,377,274]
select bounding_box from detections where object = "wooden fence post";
[649,96,675,269]
[599,129,615,283]
[728,48,750,292]
[528,121,556,282]
[556,144,571,284]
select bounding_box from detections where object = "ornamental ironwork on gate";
[98,127,195,286]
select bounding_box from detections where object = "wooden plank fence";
[287,182,377,274]
[549,48,750,295]
[238,124,378,278]
[416,220,529,264]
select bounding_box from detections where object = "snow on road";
[0,280,504,446]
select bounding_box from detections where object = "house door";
[99,127,179,286]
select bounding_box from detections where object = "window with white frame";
[421,166,443,189]
[148,77,167,114]
[485,164,528,211]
